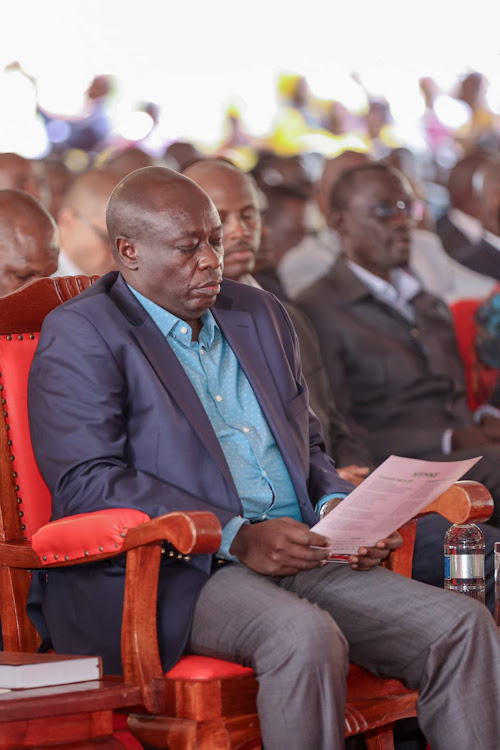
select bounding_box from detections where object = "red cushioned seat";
[165,655,254,681]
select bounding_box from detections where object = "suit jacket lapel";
[331,258,424,346]
[108,276,237,490]
[212,295,305,490]
[109,275,306,495]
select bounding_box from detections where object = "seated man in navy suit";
[28,166,500,750]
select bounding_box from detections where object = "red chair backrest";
[0,276,98,545]
[449,298,499,411]
[0,333,50,540]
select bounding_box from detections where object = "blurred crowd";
[2,66,500,376]
[1,64,500,458]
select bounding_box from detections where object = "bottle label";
[444,554,484,580]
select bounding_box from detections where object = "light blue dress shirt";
[128,285,341,559]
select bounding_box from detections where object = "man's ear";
[115,237,138,269]
[327,207,344,233]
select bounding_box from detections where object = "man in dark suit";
[469,159,500,279]
[298,163,500,527]
[436,153,485,256]
[28,166,500,750]
[436,152,500,280]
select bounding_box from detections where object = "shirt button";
[242,426,250,433]
[215,394,223,402]
[200,347,205,354]
[410,328,419,338]
[180,326,188,334]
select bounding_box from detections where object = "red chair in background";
[0,276,494,750]
[449,297,499,411]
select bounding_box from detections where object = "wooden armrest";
[418,480,494,524]
[122,511,221,555]
[384,480,493,577]
[0,509,221,569]
[0,509,221,669]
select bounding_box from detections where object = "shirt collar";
[448,208,483,244]
[346,260,422,305]
[482,229,500,252]
[127,283,218,347]
[240,274,263,290]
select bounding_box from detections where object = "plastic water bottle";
[444,523,486,604]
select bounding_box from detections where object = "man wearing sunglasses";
[298,163,500,529]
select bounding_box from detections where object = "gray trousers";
[188,562,500,750]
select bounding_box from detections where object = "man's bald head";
[477,158,500,235]
[61,168,118,217]
[57,168,118,276]
[317,150,372,219]
[106,166,223,333]
[447,152,490,217]
[0,189,59,296]
[183,158,240,184]
[103,147,154,181]
[0,153,40,199]
[184,160,262,281]
[106,165,213,247]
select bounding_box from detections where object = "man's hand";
[479,414,500,442]
[230,517,331,576]
[451,426,491,450]
[347,531,403,571]
[337,464,370,486]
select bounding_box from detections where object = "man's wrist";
[318,498,339,519]
[218,516,249,561]
[316,493,347,519]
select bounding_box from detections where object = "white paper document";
[311,455,482,555]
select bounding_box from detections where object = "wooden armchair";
[0,276,494,750]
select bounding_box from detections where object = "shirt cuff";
[442,428,453,455]
[217,515,250,561]
[315,493,348,519]
[474,404,500,423]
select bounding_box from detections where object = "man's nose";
[199,243,223,268]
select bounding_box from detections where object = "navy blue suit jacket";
[28,272,352,673]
